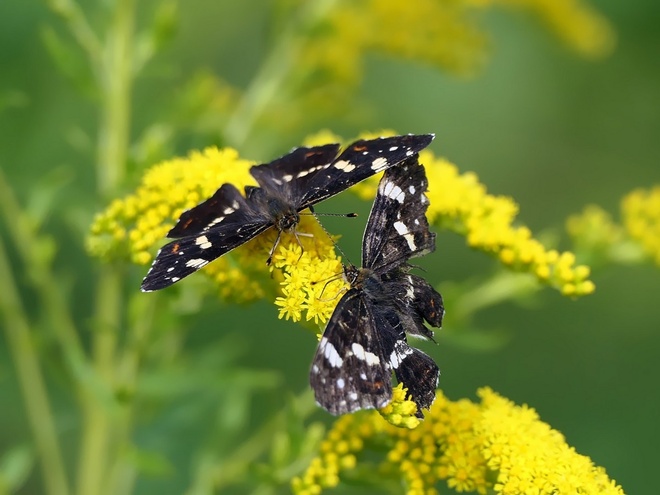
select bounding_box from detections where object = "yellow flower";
[621,186,660,265]
[415,151,594,297]
[300,0,614,89]
[378,383,421,430]
[293,388,625,495]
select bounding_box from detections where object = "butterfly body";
[141,134,434,291]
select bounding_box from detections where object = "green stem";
[96,0,134,197]
[454,270,539,318]
[46,0,103,72]
[0,238,70,495]
[78,0,136,494]
[224,0,338,148]
[104,294,157,495]
[0,170,112,405]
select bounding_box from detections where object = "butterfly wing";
[167,183,255,238]
[362,157,435,273]
[141,220,270,291]
[390,339,439,417]
[298,134,434,210]
[249,144,341,202]
[310,290,394,415]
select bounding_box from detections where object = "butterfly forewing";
[141,134,434,291]
[362,156,435,273]
[140,221,269,291]
[167,183,250,238]
[299,134,434,210]
[249,144,340,199]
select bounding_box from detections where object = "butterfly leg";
[266,230,283,265]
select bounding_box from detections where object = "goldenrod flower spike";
[301,0,614,88]
[294,388,625,494]
[622,186,660,265]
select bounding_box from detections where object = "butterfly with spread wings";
[141,134,434,291]
[310,156,444,418]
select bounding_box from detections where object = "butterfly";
[141,134,434,291]
[310,156,444,418]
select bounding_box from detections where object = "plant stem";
[78,0,136,494]
[0,238,70,495]
[224,0,338,148]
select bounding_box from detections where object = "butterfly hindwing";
[311,291,393,415]
[390,340,439,417]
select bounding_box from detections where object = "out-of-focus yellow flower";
[354,150,595,297]
[567,204,623,253]
[293,388,625,495]
[621,186,660,265]
[471,0,615,58]
[300,0,614,89]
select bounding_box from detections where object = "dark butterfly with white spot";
[310,156,444,418]
[141,134,434,291]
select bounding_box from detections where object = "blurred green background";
[1,1,658,494]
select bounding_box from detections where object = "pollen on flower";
[378,383,421,429]
[271,215,349,328]
[295,388,625,494]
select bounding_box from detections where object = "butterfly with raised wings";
[310,156,444,418]
[141,134,434,291]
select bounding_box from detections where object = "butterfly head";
[267,197,300,232]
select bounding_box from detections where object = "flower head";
[293,388,625,495]
[621,186,660,265]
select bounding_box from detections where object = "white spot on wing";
[195,235,212,250]
[409,185,416,194]
[185,258,209,269]
[382,182,404,203]
[321,337,343,368]
[389,146,399,151]
[337,378,345,389]
[334,160,356,173]
[394,221,417,250]
[371,156,388,171]
[283,174,293,182]
[389,342,413,369]
[351,342,380,365]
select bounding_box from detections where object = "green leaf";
[0,444,34,493]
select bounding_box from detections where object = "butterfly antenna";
[299,209,356,267]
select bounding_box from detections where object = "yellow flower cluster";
[301,0,613,86]
[271,217,348,325]
[621,186,660,265]
[353,150,595,297]
[478,388,624,495]
[566,204,623,255]
[87,147,264,302]
[378,383,422,430]
[473,0,615,59]
[293,388,625,495]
